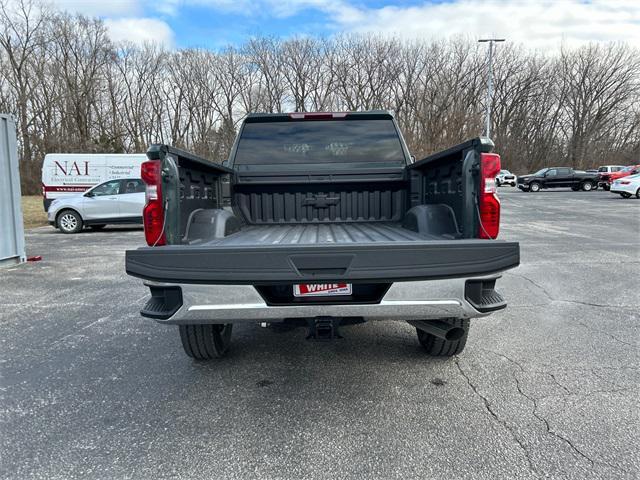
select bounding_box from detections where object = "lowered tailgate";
[126,223,519,284]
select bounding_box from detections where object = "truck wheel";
[636,188,640,199]
[179,324,233,360]
[416,318,469,356]
[620,192,632,198]
[581,181,594,191]
[529,182,540,192]
[57,209,83,234]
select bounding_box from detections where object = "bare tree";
[244,37,287,112]
[49,12,113,150]
[559,43,640,168]
[0,0,50,186]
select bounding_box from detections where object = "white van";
[42,153,146,211]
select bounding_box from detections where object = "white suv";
[47,178,145,233]
[496,169,516,187]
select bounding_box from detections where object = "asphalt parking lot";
[1,189,638,480]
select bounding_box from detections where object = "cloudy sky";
[46,0,640,50]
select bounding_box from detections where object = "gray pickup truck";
[125,111,520,360]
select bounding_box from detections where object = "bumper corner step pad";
[140,286,183,320]
[465,278,507,313]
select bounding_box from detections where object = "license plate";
[293,283,352,297]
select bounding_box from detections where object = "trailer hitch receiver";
[307,317,342,341]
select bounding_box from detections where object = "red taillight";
[141,160,166,246]
[478,153,501,239]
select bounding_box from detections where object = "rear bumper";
[140,275,506,324]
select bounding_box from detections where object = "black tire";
[603,185,610,191]
[416,318,470,356]
[495,179,501,187]
[620,192,632,198]
[179,324,233,360]
[529,182,541,192]
[90,224,106,230]
[581,181,594,191]
[57,209,83,234]
[636,188,640,199]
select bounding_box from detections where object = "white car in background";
[496,169,516,187]
[610,173,640,199]
[47,178,146,233]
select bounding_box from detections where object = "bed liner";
[199,222,442,247]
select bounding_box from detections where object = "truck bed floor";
[203,222,440,247]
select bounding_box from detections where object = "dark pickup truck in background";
[125,111,520,361]
[517,167,598,192]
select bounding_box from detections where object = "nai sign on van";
[41,153,146,210]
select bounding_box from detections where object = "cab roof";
[244,110,394,123]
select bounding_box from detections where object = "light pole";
[478,38,505,138]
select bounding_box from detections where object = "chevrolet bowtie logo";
[302,194,340,208]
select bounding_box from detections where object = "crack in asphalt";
[480,350,630,475]
[485,352,634,401]
[555,299,618,309]
[507,272,555,302]
[547,372,572,395]
[454,357,540,479]
[513,371,631,474]
[481,349,573,396]
[511,370,596,471]
[577,322,637,348]
[505,272,638,310]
